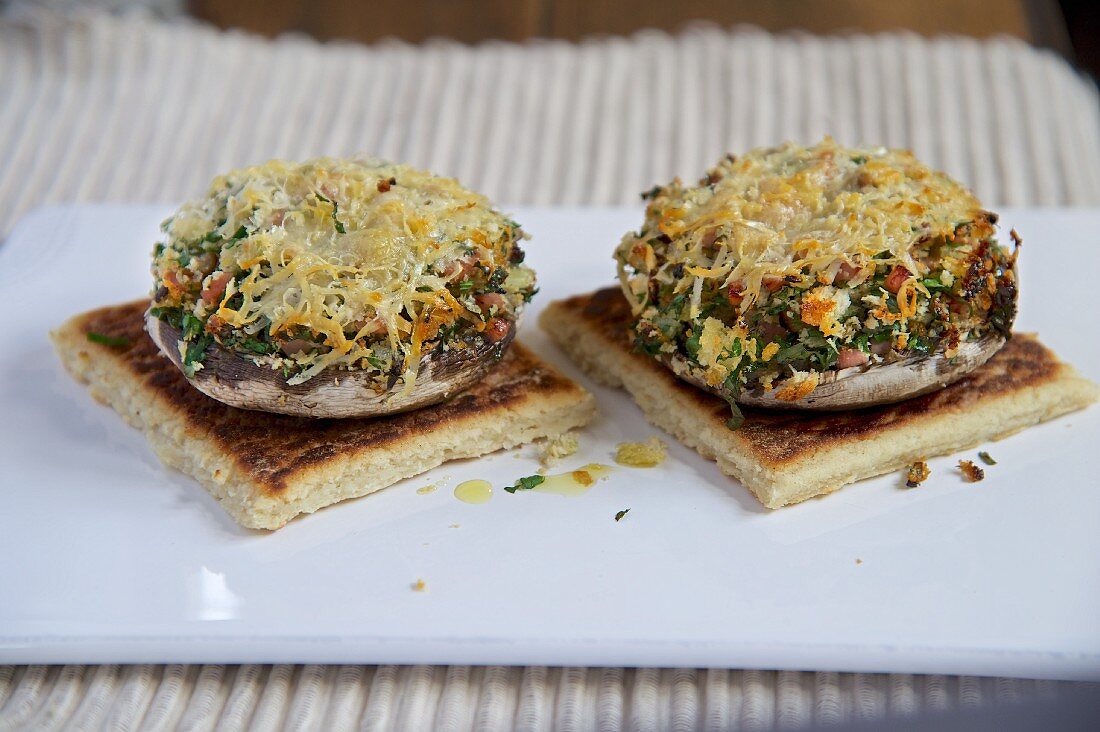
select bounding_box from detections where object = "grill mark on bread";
[73,300,583,495]
[559,288,1065,466]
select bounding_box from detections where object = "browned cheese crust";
[52,300,597,529]
[540,288,1099,508]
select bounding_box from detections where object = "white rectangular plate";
[1,205,1098,680]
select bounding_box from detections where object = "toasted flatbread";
[52,301,597,530]
[540,288,1099,509]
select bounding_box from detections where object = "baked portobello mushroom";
[615,139,1019,420]
[148,157,536,417]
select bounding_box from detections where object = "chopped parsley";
[921,277,953,293]
[237,338,275,355]
[614,509,630,522]
[149,306,183,328]
[977,451,997,466]
[182,334,213,377]
[227,225,248,244]
[182,313,204,341]
[86,332,130,348]
[724,402,745,431]
[315,192,346,233]
[505,474,545,493]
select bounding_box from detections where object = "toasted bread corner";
[53,301,597,529]
[540,288,1099,508]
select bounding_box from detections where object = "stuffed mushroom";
[615,139,1018,421]
[148,157,536,417]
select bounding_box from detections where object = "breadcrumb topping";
[615,437,667,468]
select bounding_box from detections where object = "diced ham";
[201,271,232,306]
[476,293,508,314]
[363,317,387,335]
[350,316,387,336]
[163,269,183,292]
[628,242,655,271]
[442,255,477,279]
[280,339,315,356]
[725,280,745,307]
[206,315,226,334]
[833,262,860,284]
[762,275,787,292]
[884,265,910,294]
[193,252,217,276]
[837,348,869,369]
[484,318,510,343]
[759,320,788,342]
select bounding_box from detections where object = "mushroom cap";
[145,309,518,418]
[662,331,1006,411]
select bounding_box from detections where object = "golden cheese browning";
[619,138,992,313]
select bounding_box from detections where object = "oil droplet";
[533,463,613,497]
[416,483,438,495]
[454,479,493,504]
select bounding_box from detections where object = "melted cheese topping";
[616,138,992,315]
[155,157,524,387]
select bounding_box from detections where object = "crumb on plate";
[539,432,580,467]
[905,460,930,488]
[958,460,985,482]
[615,437,666,468]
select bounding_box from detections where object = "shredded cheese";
[617,138,993,314]
[153,157,529,389]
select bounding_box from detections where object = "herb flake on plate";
[505,474,545,493]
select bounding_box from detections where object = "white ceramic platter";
[1,205,1098,680]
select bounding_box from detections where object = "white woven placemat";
[1,8,1098,730]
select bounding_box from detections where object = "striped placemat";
[1,8,1098,730]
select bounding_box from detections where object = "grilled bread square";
[540,288,1098,509]
[52,300,597,530]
